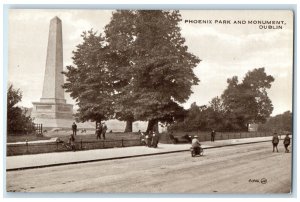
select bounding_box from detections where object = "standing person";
[69,134,76,152]
[96,123,102,140]
[211,130,216,142]
[72,122,77,136]
[272,133,280,152]
[102,122,107,140]
[151,131,159,148]
[283,133,291,153]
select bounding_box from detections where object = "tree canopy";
[63,10,200,131]
[130,11,200,126]
[63,31,114,123]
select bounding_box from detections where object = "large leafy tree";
[130,10,200,132]
[104,10,137,132]
[63,31,115,125]
[7,84,35,134]
[221,67,274,130]
[104,10,199,132]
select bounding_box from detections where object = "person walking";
[102,122,107,140]
[283,133,291,153]
[72,122,77,136]
[211,130,216,142]
[272,133,280,152]
[96,123,102,140]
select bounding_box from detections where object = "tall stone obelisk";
[32,16,73,128]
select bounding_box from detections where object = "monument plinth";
[32,17,73,128]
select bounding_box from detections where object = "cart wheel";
[200,148,204,156]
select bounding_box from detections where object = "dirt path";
[6,142,292,193]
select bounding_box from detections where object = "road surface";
[6,142,292,193]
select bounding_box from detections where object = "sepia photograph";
[5,8,294,194]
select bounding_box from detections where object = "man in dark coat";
[151,131,159,148]
[211,130,216,142]
[72,122,77,136]
[272,133,279,152]
[283,133,291,153]
[96,123,102,140]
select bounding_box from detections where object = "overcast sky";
[8,10,293,116]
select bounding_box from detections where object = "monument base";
[31,101,74,128]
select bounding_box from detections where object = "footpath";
[6,136,273,171]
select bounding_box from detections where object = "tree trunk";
[146,119,159,133]
[124,120,133,132]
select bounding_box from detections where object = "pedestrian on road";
[72,122,77,136]
[211,130,216,142]
[102,122,107,140]
[96,123,102,140]
[283,133,291,153]
[272,133,279,152]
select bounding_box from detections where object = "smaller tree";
[206,96,226,131]
[221,68,274,131]
[7,84,35,134]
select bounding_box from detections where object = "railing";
[7,131,276,156]
[7,138,142,156]
[163,131,274,144]
[34,123,43,136]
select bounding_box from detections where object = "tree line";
[257,111,292,133]
[169,67,275,132]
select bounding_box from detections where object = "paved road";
[6,142,291,194]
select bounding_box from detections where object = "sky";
[7,9,294,116]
